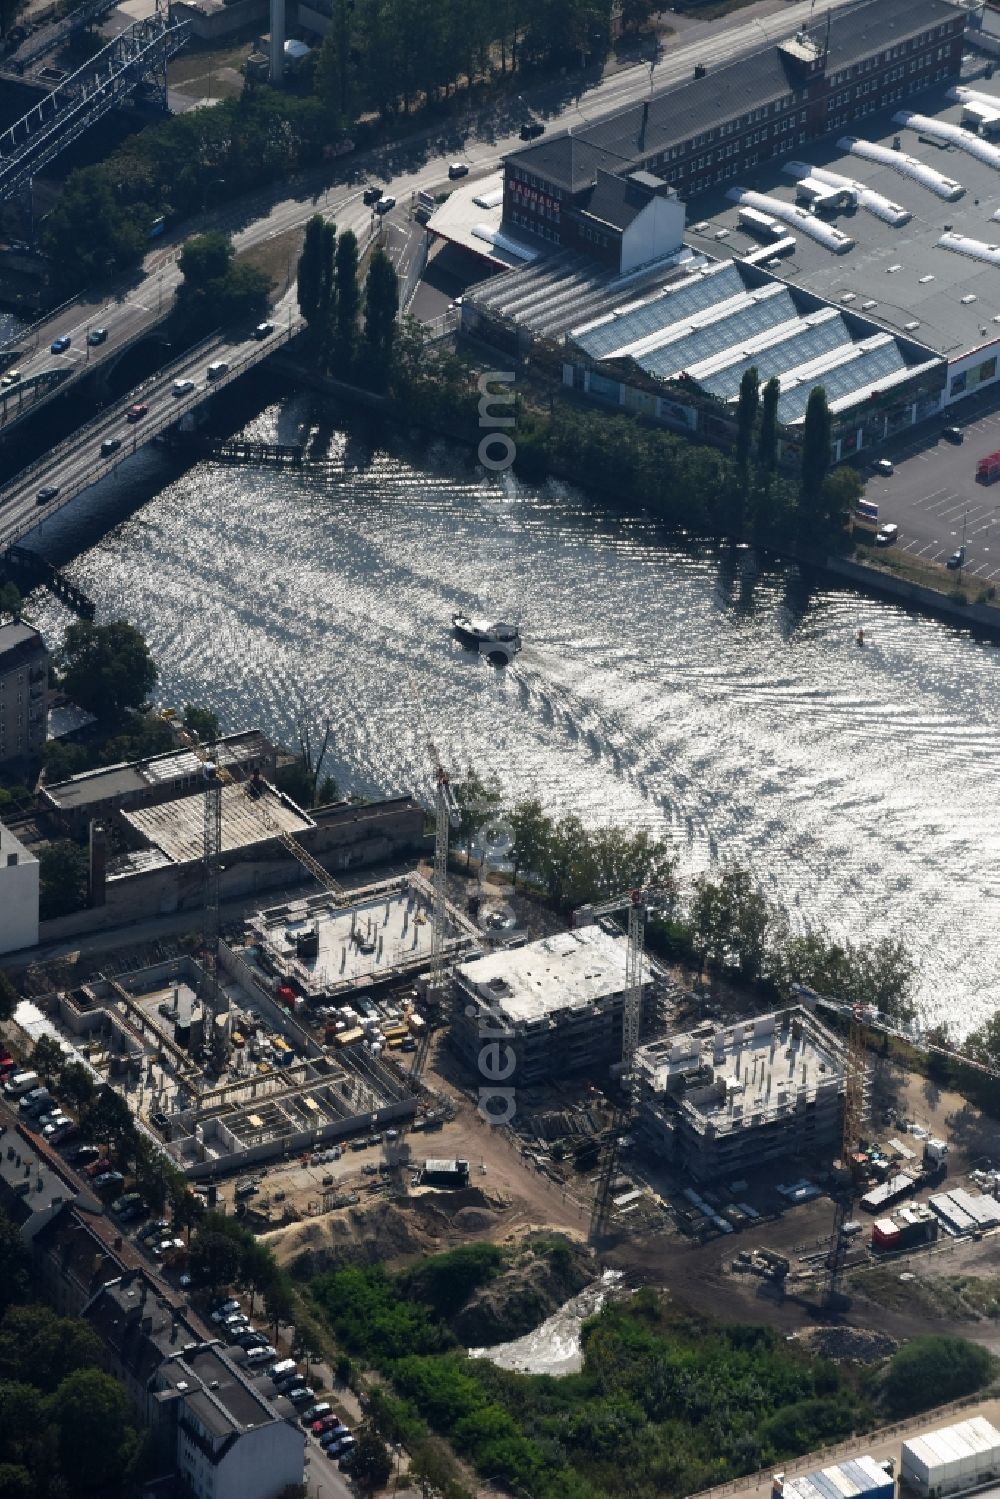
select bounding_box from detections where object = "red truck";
[976,449,1000,482]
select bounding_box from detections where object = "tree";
[800,385,832,517]
[757,376,780,474]
[177,231,271,334]
[0,583,21,620]
[335,229,360,357]
[735,365,759,469]
[351,1424,393,1489]
[0,971,18,1024]
[38,841,89,921]
[189,1230,242,1293]
[59,1061,97,1113]
[453,771,502,853]
[363,249,398,384]
[0,0,26,41]
[0,1304,103,1392]
[275,758,316,809]
[48,1367,137,1492]
[183,704,220,742]
[81,1085,136,1162]
[821,465,864,532]
[619,0,654,33]
[264,1275,295,1339]
[0,1221,30,1316]
[297,214,327,333]
[31,1036,65,1085]
[509,799,551,887]
[883,1336,993,1417]
[58,620,157,721]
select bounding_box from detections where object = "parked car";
[876,522,899,546]
[70,1144,101,1165]
[87,327,108,346]
[100,436,122,457]
[942,425,963,443]
[873,458,893,476]
[302,1404,332,1425]
[36,485,59,505]
[94,1171,126,1191]
[285,1387,313,1406]
[153,1237,185,1257]
[172,378,195,396]
[111,1192,146,1216]
[947,546,966,569]
[321,1425,351,1444]
[362,185,383,205]
[139,1218,171,1242]
[339,1451,357,1471]
[50,335,71,354]
[245,1345,278,1365]
[312,1416,339,1434]
[211,1299,241,1317]
[519,120,545,140]
[448,162,469,179]
[327,1437,355,1458]
[42,1116,72,1139]
[50,1121,78,1144]
[375,196,396,215]
[127,403,148,423]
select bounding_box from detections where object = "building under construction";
[635,1005,846,1183]
[451,924,661,1085]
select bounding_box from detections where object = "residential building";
[0,621,47,763]
[0,819,38,953]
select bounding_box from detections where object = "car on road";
[206,360,229,381]
[873,458,893,476]
[375,195,396,215]
[943,425,963,444]
[520,120,545,140]
[947,546,966,570]
[172,378,195,396]
[2,369,21,386]
[448,162,469,178]
[88,327,108,346]
[339,1452,357,1471]
[876,523,899,546]
[36,485,59,505]
[254,321,274,340]
[100,436,122,457]
[50,335,71,354]
[127,402,148,423]
[362,185,383,205]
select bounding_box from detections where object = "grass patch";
[235,225,305,299]
[854,542,966,596]
[167,39,254,98]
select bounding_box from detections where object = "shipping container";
[336,1026,365,1047]
[774,1454,894,1499]
[901,1416,1000,1497]
[860,1172,917,1212]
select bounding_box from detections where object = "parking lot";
[865,387,1000,584]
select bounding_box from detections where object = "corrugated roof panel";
[639,290,798,380]
[574,264,743,358]
[700,315,851,401]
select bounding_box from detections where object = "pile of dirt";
[802,1326,898,1363]
[262,1186,508,1275]
[451,1237,595,1347]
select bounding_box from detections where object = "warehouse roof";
[505,0,958,193]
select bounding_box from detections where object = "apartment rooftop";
[637,1006,845,1134]
[455,923,652,1026]
[0,620,46,671]
[124,779,312,865]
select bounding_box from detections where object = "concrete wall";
[37,797,430,944]
[172,0,267,39]
[0,829,38,955]
[620,194,685,274]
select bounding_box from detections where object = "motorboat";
[452,613,521,664]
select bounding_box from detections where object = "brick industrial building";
[501,0,965,269]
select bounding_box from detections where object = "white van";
[206,361,230,381]
[269,1358,297,1381]
[5,1070,39,1098]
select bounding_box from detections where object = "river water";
[25,394,1000,1039]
